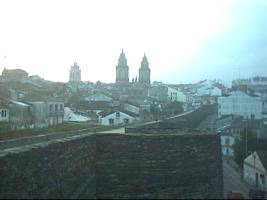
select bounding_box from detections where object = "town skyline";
[1,0,267,85]
[0,50,265,87]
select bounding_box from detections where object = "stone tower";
[139,53,150,86]
[69,62,81,83]
[116,50,129,84]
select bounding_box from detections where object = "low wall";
[136,104,217,129]
[0,134,96,199]
[0,129,223,199]
[96,132,223,199]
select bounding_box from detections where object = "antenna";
[0,55,7,70]
[238,67,240,80]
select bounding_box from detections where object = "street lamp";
[253,153,256,188]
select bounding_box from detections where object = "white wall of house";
[85,94,112,102]
[0,108,9,122]
[124,103,140,114]
[243,152,267,191]
[197,86,222,97]
[218,91,263,119]
[167,87,187,103]
[47,101,64,126]
[220,135,235,157]
[100,111,136,125]
[48,116,63,126]
[211,87,222,96]
[30,102,48,128]
[64,107,91,122]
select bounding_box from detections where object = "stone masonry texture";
[0,131,223,199]
[96,133,223,199]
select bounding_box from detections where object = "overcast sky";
[0,0,266,85]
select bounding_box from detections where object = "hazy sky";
[0,0,266,84]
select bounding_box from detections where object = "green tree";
[165,101,183,116]
[233,128,257,166]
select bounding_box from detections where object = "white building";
[167,86,187,103]
[64,107,91,122]
[218,91,263,119]
[244,151,267,191]
[85,93,113,102]
[196,79,222,97]
[46,99,64,126]
[29,101,48,128]
[124,102,140,115]
[148,85,187,103]
[69,62,81,83]
[220,132,235,157]
[251,76,267,86]
[197,86,222,97]
[99,110,138,125]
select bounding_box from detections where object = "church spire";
[139,53,150,86]
[116,49,129,84]
[141,53,149,69]
[118,49,127,66]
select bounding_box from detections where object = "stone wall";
[136,103,217,129]
[0,129,223,199]
[0,134,96,199]
[96,132,223,199]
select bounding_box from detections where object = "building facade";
[220,132,235,157]
[1,68,28,82]
[99,109,138,125]
[218,91,263,119]
[8,100,34,130]
[197,86,222,97]
[149,85,187,103]
[46,99,64,126]
[85,93,113,102]
[244,151,267,191]
[116,50,129,85]
[69,62,81,83]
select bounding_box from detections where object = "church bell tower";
[139,53,150,86]
[116,49,129,85]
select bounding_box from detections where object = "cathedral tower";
[69,62,81,83]
[116,50,129,85]
[139,53,150,86]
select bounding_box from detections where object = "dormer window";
[116,112,120,118]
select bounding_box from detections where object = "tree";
[165,101,183,115]
[233,128,257,166]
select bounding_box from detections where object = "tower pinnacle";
[139,53,150,86]
[116,49,129,84]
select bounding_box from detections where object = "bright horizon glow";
[0,0,266,84]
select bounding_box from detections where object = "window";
[60,104,63,111]
[225,138,230,145]
[116,112,120,118]
[123,118,129,124]
[109,118,114,125]
[261,174,265,185]
[226,148,229,156]
[49,105,53,112]
[1,110,6,117]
